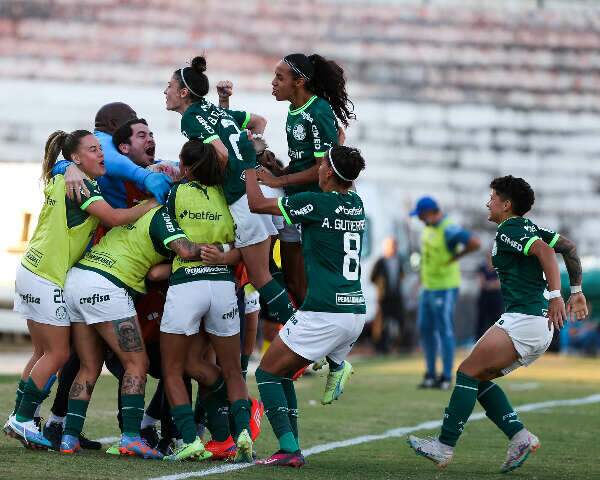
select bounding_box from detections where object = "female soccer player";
[160,139,253,462]
[6,130,157,449]
[408,175,588,473]
[258,52,355,306]
[244,143,367,467]
[164,56,295,327]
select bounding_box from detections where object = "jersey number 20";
[343,232,361,280]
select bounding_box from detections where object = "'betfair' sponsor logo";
[80,293,110,305]
[334,205,363,216]
[84,251,116,268]
[500,233,523,252]
[20,293,40,304]
[179,210,223,221]
[336,291,365,306]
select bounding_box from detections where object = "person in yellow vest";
[411,196,480,390]
[5,130,158,450]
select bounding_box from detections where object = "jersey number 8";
[343,232,361,280]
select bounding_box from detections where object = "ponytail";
[42,130,68,185]
[41,129,93,184]
[284,53,356,128]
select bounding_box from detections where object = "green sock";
[478,381,524,439]
[12,379,27,416]
[230,399,251,440]
[241,354,250,381]
[194,392,206,425]
[171,404,197,444]
[64,399,89,437]
[327,357,343,371]
[205,378,230,441]
[121,394,145,437]
[281,373,299,445]
[256,368,298,453]
[439,371,480,447]
[258,279,294,325]
[16,377,48,422]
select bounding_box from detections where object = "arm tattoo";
[554,236,582,286]
[112,316,144,352]
[169,238,203,260]
[122,373,146,395]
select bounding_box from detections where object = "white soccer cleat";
[500,429,540,473]
[407,435,454,468]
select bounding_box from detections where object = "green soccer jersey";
[22,176,103,288]
[180,99,251,205]
[278,190,366,314]
[167,181,235,285]
[76,205,187,294]
[285,95,338,195]
[492,216,560,316]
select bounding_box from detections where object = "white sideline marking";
[96,436,119,444]
[142,393,600,480]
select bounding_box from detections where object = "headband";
[328,148,352,182]
[284,58,311,81]
[179,67,202,98]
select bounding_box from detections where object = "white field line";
[145,393,600,480]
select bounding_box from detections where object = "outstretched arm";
[553,236,588,320]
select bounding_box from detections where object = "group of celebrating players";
[3,50,591,473]
[4,52,366,467]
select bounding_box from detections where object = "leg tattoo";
[112,317,144,353]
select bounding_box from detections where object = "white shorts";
[495,312,554,375]
[279,310,366,364]
[244,288,260,315]
[13,264,70,327]
[230,188,279,248]
[278,223,302,243]
[161,280,240,337]
[260,185,285,231]
[64,267,136,325]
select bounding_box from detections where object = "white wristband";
[547,289,562,299]
[221,243,231,253]
[570,285,582,294]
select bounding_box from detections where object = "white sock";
[46,413,65,427]
[140,414,158,430]
[512,428,529,443]
[33,403,42,419]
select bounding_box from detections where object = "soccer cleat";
[322,361,353,405]
[8,416,53,449]
[60,434,81,454]
[106,443,120,455]
[78,431,102,450]
[500,430,540,473]
[205,436,236,460]
[249,397,264,441]
[407,435,454,468]
[163,437,211,461]
[234,429,253,463]
[256,450,305,468]
[312,358,327,371]
[42,421,63,450]
[140,425,161,449]
[417,375,437,389]
[118,434,164,459]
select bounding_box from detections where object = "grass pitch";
[0,353,599,480]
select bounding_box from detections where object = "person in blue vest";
[411,196,481,389]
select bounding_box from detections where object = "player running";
[244,143,367,468]
[408,175,588,473]
[5,130,157,449]
[160,139,254,462]
[164,56,295,327]
[258,53,354,306]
